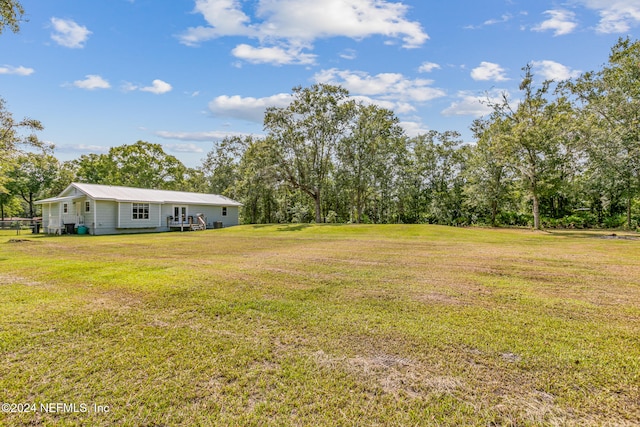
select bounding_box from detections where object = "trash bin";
[77,225,88,235]
[32,223,41,234]
[64,223,75,234]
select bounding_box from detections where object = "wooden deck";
[168,216,207,231]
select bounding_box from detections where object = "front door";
[174,206,187,223]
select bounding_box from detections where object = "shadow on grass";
[247,223,313,232]
[277,224,312,232]
[545,229,639,239]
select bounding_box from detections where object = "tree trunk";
[627,196,632,230]
[28,192,34,218]
[355,189,362,224]
[314,193,322,223]
[491,200,498,226]
[532,194,541,230]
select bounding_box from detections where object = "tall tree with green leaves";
[467,116,515,225]
[5,153,59,218]
[0,190,21,220]
[484,66,571,229]
[564,38,640,229]
[264,84,354,223]
[408,131,469,225]
[73,141,196,191]
[336,103,405,223]
[200,136,246,197]
[235,137,279,224]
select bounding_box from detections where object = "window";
[222,207,227,216]
[132,203,150,220]
[63,203,68,213]
[85,201,91,212]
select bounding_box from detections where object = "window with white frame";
[85,201,91,212]
[63,203,68,213]
[222,207,227,216]
[132,203,150,220]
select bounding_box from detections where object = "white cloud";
[483,14,513,26]
[155,130,253,141]
[471,62,509,82]
[72,75,111,90]
[162,143,205,153]
[231,44,316,65]
[314,68,446,102]
[465,13,512,30]
[0,65,34,76]
[140,79,172,94]
[124,79,173,94]
[255,0,427,48]
[441,91,500,117]
[179,0,428,64]
[578,0,640,33]
[418,62,441,73]
[531,60,581,81]
[399,120,430,137]
[50,17,92,48]
[181,0,427,47]
[533,9,578,36]
[340,49,357,60]
[209,68,446,128]
[208,93,293,122]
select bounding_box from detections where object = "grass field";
[0,224,638,426]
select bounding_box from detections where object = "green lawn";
[1,225,638,426]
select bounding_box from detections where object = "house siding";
[116,202,161,229]
[92,200,118,235]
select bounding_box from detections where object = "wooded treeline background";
[2,38,640,230]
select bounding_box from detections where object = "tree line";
[2,37,640,230]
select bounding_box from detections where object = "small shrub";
[603,214,626,229]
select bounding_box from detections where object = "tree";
[564,38,640,229]
[407,131,469,225]
[200,136,245,197]
[1,97,45,171]
[73,141,197,191]
[467,116,515,225]
[5,153,59,218]
[234,137,279,224]
[484,66,571,229]
[1,0,24,34]
[0,190,21,220]
[336,103,404,223]
[264,84,354,223]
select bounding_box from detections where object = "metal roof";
[36,183,242,206]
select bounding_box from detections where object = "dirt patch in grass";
[412,291,464,306]
[0,273,48,288]
[87,289,145,312]
[7,238,33,243]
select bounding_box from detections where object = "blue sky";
[1,0,639,167]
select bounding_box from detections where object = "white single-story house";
[35,183,242,235]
